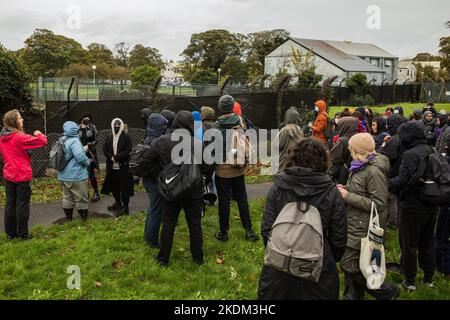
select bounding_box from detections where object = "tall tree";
[129,44,164,70]
[413,53,441,61]
[439,22,450,71]
[20,29,87,77]
[130,65,160,89]
[87,43,115,65]
[182,29,242,72]
[0,45,32,113]
[114,42,131,68]
[245,29,290,78]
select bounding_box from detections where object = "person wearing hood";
[309,100,329,145]
[435,113,448,142]
[277,107,304,171]
[379,115,407,230]
[233,101,255,129]
[78,113,100,203]
[58,121,91,221]
[258,139,347,300]
[192,110,203,141]
[141,108,153,127]
[212,95,259,242]
[0,110,47,240]
[394,106,405,118]
[411,109,423,122]
[337,133,399,300]
[101,118,134,217]
[142,114,168,248]
[389,122,438,291]
[161,109,175,134]
[371,117,390,151]
[435,134,450,280]
[421,111,436,146]
[201,106,216,131]
[329,116,358,185]
[141,111,213,266]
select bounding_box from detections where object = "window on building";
[385,59,392,67]
[370,59,379,67]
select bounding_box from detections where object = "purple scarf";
[350,154,376,172]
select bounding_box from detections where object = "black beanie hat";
[218,95,235,114]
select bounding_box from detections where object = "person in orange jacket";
[309,100,329,145]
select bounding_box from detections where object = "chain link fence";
[0,128,146,180]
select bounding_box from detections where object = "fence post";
[172,85,175,96]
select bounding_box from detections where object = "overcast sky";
[0,0,449,61]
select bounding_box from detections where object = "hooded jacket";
[421,111,436,146]
[259,166,347,300]
[58,121,90,182]
[380,115,407,178]
[389,122,436,213]
[372,117,390,151]
[141,108,153,127]
[201,106,216,131]
[344,154,390,250]
[329,117,358,184]
[312,101,328,144]
[144,113,168,145]
[161,109,175,134]
[0,127,47,183]
[212,113,247,178]
[101,118,134,198]
[140,111,213,199]
[277,107,304,171]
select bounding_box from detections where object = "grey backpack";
[264,202,324,282]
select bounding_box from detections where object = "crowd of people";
[0,97,449,300]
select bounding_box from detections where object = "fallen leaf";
[95,281,102,288]
[216,258,225,265]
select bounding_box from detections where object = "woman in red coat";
[0,110,47,240]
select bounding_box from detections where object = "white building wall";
[265,40,355,84]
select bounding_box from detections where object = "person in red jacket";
[0,109,48,240]
[309,100,329,146]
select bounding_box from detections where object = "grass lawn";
[329,103,450,118]
[0,174,272,206]
[0,197,448,300]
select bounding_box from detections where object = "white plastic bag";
[360,202,386,290]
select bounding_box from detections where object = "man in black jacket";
[141,111,213,266]
[389,121,438,291]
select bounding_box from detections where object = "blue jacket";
[58,121,90,181]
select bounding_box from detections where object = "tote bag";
[360,202,386,290]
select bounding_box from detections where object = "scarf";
[350,154,375,172]
[111,118,124,156]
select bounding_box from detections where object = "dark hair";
[352,111,363,120]
[386,107,394,113]
[287,139,329,172]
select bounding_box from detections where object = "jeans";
[4,180,32,237]
[215,175,252,234]
[400,209,438,283]
[436,205,450,275]
[143,178,162,245]
[157,197,203,264]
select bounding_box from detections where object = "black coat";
[78,124,99,169]
[389,122,437,214]
[258,167,347,300]
[101,132,134,198]
[140,111,214,200]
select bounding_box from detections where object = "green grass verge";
[329,103,450,118]
[0,174,272,206]
[0,199,448,300]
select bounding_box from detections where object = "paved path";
[0,183,272,229]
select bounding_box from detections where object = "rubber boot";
[78,209,89,221]
[64,208,74,221]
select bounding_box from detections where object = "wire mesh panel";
[0,128,146,180]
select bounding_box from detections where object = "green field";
[0,196,448,300]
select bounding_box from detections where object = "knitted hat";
[349,133,375,159]
[201,106,216,121]
[218,95,235,114]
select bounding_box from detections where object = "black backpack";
[158,161,202,202]
[129,143,151,177]
[48,136,72,171]
[416,153,450,206]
